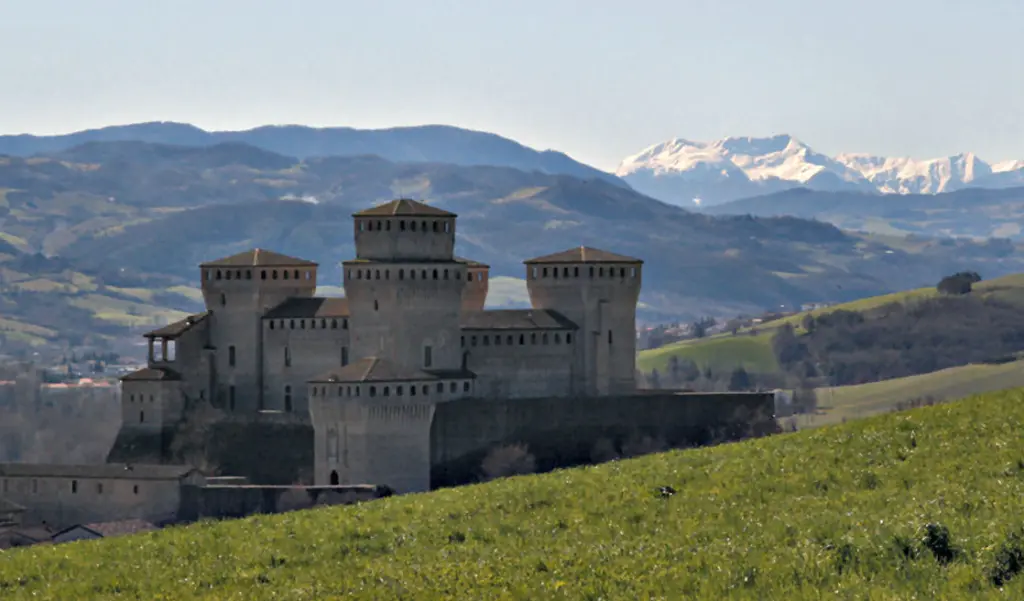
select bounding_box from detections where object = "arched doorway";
[329,470,339,486]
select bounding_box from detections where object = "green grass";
[637,333,778,374]
[638,272,1024,375]
[5,389,1024,598]
[792,359,1024,429]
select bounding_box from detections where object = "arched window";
[294,270,299,280]
[283,270,289,280]
[321,318,327,329]
[399,269,404,280]
[375,270,381,280]
[463,381,470,392]
[519,334,525,345]
[567,333,573,344]
[421,269,427,279]
[330,470,339,485]
[443,269,449,280]
[226,270,232,281]
[261,270,267,280]
[553,268,558,279]
[289,320,295,329]
[272,270,278,279]
[631,267,637,278]
[71,480,78,494]
[589,267,595,278]
[422,385,429,395]
[343,319,349,330]
[574,267,579,277]
[411,221,417,232]
[331,319,338,329]
[542,333,549,344]
[397,385,403,396]
[531,333,537,344]
[507,335,513,345]
[531,267,538,279]
[269,321,275,330]
[410,270,416,280]
[246,270,252,280]
[220,293,226,306]
[400,220,406,231]
[216,270,222,280]
[369,386,376,397]
[436,383,443,393]
[449,382,457,393]
[543,267,549,277]
[444,221,451,233]
[235,270,241,279]
[386,220,391,231]
[359,221,365,232]
[554,333,561,344]
[432,221,439,232]
[432,269,438,280]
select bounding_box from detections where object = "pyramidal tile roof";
[353,198,456,218]
[524,246,643,264]
[200,248,317,268]
[310,357,438,383]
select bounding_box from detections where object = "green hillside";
[6,389,1024,598]
[638,272,1024,377]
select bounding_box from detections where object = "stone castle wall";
[430,391,777,487]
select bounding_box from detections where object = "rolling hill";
[4,388,1024,598]
[0,121,626,188]
[701,186,1024,240]
[3,141,1024,360]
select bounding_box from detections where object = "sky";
[1,0,1023,171]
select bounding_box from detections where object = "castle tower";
[199,249,318,411]
[458,257,489,313]
[525,247,643,396]
[343,199,466,372]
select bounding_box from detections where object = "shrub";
[480,443,536,481]
[989,528,1024,587]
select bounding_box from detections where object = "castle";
[119,198,643,493]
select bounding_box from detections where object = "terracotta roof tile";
[119,367,182,382]
[311,357,438,383]
[0,463,199,480]
[200,248,317,267]
[460,309,578,330]
[353,199,456,217]
[524,246,643,264]
[263,297,350,319]
[455,256,490,268]
[143,312,209,338]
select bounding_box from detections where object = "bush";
[480,443,536,481]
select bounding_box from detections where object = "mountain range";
[0,121,625,189]
[616,135,1024,207]
[3,134,1024,361]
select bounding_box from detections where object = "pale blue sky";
[2,0,1022,170]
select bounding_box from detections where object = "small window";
[436,383,444,393]
[272,270,279,279]
[411,221,417,232]
[133,485,139,495]
[574,267,579,277]
[97,482,104,494]
[506,335,513,345]
[554,333,561,344]
[608,330,613,344]
[397,385,403,396]
[246,270,252,280]
[410,385,417,396]
[495,335,502,346]
[220,293,226,306]
[399,269,404,280]
[400,220,406,231]
[461,336,465,347]
[553,268,558,279]
[285,346,291,367]
[589,267,595,278]
[216,270,222,280]
[542,333,549,344]
[71,480,78,494]
[359,221,365,232]
[386,220,391,231]
[471,336,478,347]
[599,267,605,277]
[300,319,306,329]
[383,386,389,397]
[631,267,637,278]
[443,269,449,280]
[269,321,275,330]
[543,267,549,277]
[444,221,451,233]
[375,270,381,280]
[422,385,429,395]
[374,300,379,311]
[424,345,433,368]
[321,318,327,329]
[519,334,525,345]
[285,386,293,412]
[463,381,470,392]
[432,221,439,233]
[290,319,295,329]
[283,270,289,280]
[531,333,537,344]
[432,269,438,280]
[261,270,267,280]
[331,319,338,329]
[343,319,349,330]
[341,347,349,366]
[226,270,232,281]
[531,266,537,279]
[229,346,236,367]
[483,335,490,346]
[294,270,299,280]
[236,270,242,279]
[369,386,376,397]
[567,333,573,344]
[449,382,456,393]
[139,411,144,423]
[385,270,390,280]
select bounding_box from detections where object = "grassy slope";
[637,272,1024,375]
[792,359,1024,429]
[6,389,1024,599]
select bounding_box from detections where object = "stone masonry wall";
[430,391,777,487]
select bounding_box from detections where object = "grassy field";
[5,389,1024,598]
[791,359,1024,429]
[637,272,1024,376]
[637,333,778,374]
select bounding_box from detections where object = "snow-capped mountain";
[617,135,1024,207]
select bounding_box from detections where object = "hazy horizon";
[3,0,1023,171]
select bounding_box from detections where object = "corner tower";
[525,247,642,396]
[199,249,318,411]
[343,199,466,373]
